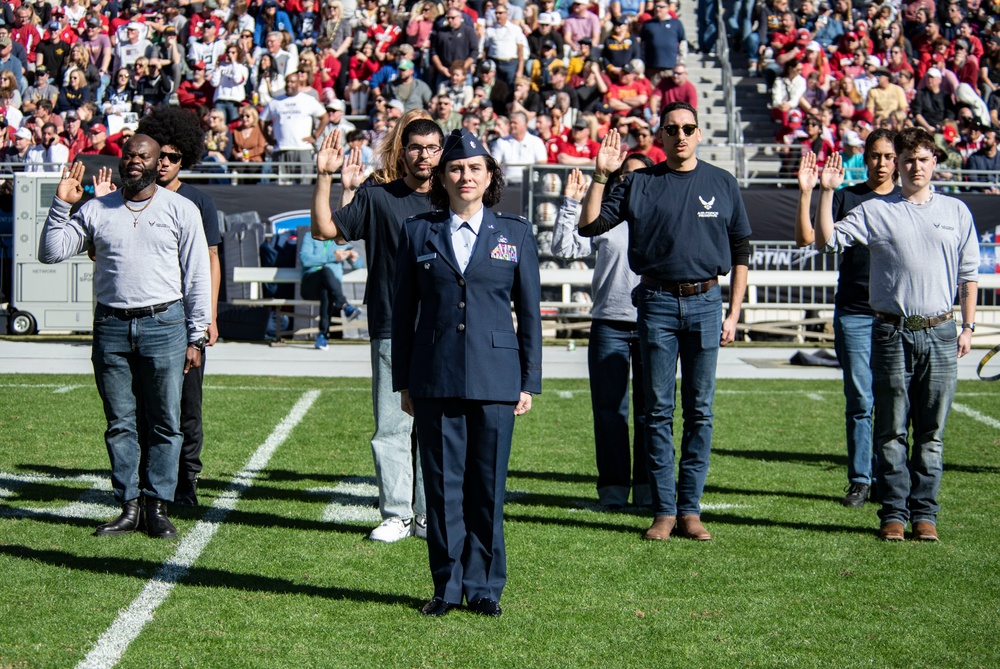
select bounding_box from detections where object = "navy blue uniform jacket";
[391,209,543,401]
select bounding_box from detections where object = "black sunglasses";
[160,151,183,164]
[661,123,698,137]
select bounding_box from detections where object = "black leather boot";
[173,475,199,507]
[145,498,178,539]
[94,498,143,536]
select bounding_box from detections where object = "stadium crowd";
[0,0,996,184]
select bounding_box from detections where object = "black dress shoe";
[421,598,454,617]
[174,476,199,507]
[144,498,178,539]
[467,598,502,617]
[94,498,143,536]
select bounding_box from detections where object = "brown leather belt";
[640,276,718,296]
[874,310,954,331]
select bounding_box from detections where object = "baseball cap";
[47,20,60,31]
[65,110,79,120]
[572,117,590,130]
[874,66,890,76]
[926,67,942,78]
[595,102,613,114]
[805,40,821,52]
[621,62,636,74]
[846,31,858,40]
[163,25,177,35]
[866,55,881,67]
[796,28,811,43]
[572,0,588,4]
[90,123,108,134]
[398,58,414,70]
[86,17,102,27]
[387,99,405,112]
[788,109,804,125]
[842,130,863,146]
[326,99,346,111]
[538,11,559,25]
[14,127,31,140]
[612,15,629,26]
[478,58,496,73]
[542,38,557,50]
[35,65,48,75]
[0,37,12,48]
[579,37,592,45]
[126,21,143,31]
[192,60,207,70]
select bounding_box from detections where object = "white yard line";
[306,477,381,524]
[805,393,825,401]
[75,389,320,669]
[952,403,1000,430]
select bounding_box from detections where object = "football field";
[1,373,998,668]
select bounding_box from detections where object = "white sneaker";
[414,515,428,539]
[368,517,413,543]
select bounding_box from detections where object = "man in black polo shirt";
[579,101,751,541]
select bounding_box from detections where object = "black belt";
[874,310,954,331]
[640,276,718,296]
[100,300,179,319]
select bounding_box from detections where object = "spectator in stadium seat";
[250,53,284,106]
[475,59,510,113]
[0,37,25,94]
[490,110,546,183]
[564,0,600,54]
[640,0,687,82]
[964,126,1000,192]
[11,4,40,69]
[79,123,122,158]
[114,22,155,72]
[230,105,268,164]
[866,67,908,125]
[771,59,807,123]
[556,116,600,165]
[37,122,70,171]
[187,20,226,76]
[78,17,112,101]
[22,66,59,113]
[177,61,215,109]
[483,3,528,86]
[430,94,462,133]
[212,44,249,122]
[628,123,667,163]
[37,21,70,78]
[528,12,565,59]
[540,64,579,111]
[56,68,94,114]
[62,111,89,161]
[384,58,433,111]
[254,0,294,47]
[605,62,650,117]
[602,16,640,77]
[912,67,956,135]
[436,59,474,109]
[650,64,698,117]
[260,72,327,181]
[429,7,478,89]
[2,127,44,171]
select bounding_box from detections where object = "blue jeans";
[91,301,187,504]
[871,319,958,527]
[370,338,425,520]
[588,319,648,507]
[636,284,722,517]
[833,310,875,485]
[697,0,719,53]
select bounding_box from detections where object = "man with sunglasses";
[136,106,222,507]
[578,101,751,542]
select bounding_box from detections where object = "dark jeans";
[91,301,186,503]
[139,349,206,486]
[588,319,649,506]
[300,267,348,333]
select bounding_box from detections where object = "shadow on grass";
[14,464,108,478]
[704,484,832,503]
[713,448,847,468]
[0,544,425,609]
[507,469,593,484]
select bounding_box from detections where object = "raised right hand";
[564,168,589,200]
[316,129,345,175]
[797,150,818,193]
[341,145,366,191]
[819,151,844,191]
[595,129,627,179]
[57,162,87,205]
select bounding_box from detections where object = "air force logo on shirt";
[698,195,718,218]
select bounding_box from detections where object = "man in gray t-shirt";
[817,128,980,543]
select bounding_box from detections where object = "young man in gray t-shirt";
[817,127,980,543]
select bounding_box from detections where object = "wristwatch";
[962,323,975,332]
[189,336,208,351]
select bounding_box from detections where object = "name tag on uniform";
[417,253,437,262]
[490,243,517,263]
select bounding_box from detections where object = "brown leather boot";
[878,521,905,541]
[677,515,713,540]
[912,521,939,541]
[642,515,676,540]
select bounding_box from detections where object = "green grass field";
[1,374,998,669]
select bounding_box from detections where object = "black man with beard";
[38,136,212,539]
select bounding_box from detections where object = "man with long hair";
[38,139,211,539]
[817,128,979,542]
[311,118,445,543]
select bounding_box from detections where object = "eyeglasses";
[672,70,686,76]
[160,151,183,164]
[661,123,698,137]
[447,14,461,19]
[495,9,507,14]
[406,144,442,155]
